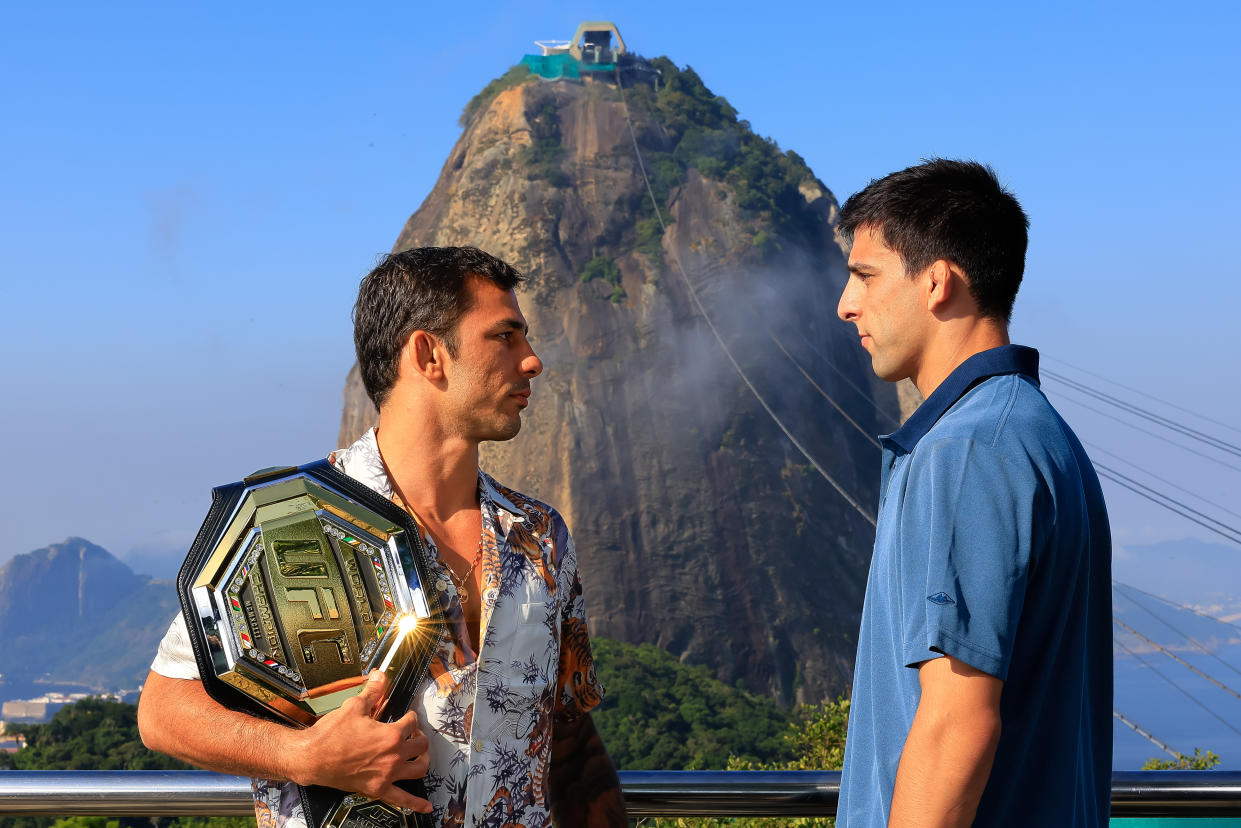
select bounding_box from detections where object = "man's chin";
[872,361,909,385]
[479,417,523,443]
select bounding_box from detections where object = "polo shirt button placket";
[880,457,898,508]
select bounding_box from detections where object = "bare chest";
[424,510,484,650]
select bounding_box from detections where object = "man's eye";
[497,331,513,341]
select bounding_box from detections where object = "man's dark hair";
[353,246,525,408]
[838,159,1029,323]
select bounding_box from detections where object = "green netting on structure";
[520,53,616,79]
[521,54,579,79]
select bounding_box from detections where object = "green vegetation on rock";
[634,216,665,258]
[579,255,626,302]
[623,57,823,254]
[519,102,569,188]
[459,64,533,126]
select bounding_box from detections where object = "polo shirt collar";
[882,344,1040,453]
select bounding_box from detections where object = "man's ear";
[926,259,957,313]
[406,330,445,381]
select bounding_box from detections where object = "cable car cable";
[1050,393,1241,474]
[1111,708,1183,760]
[1093,460,1241,542]
[787,327,901,428]
[1093,466,1241,547]
[1112,634,1241,739]
[766,330,880,449]
[1044,354,1241,437]
[1113,583,1241,680]
[1112,580,1241,632]
[1113,616,1241,700]
[612,66,876,528]
[1044,369,1241,458]
[1083,439,1241,522]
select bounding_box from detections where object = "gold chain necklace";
[444,539,482,606]
[387,473,483,607]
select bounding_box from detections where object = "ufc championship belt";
[177,460,445,828]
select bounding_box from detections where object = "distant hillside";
[0,538,178,688]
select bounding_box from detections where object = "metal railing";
[1,770,1240,818]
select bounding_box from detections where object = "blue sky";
[2,0,1239,569]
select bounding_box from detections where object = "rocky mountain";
[338,59,901,704]
[0,538,178,688]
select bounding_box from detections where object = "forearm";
[548,713,625,827]
[138,671,308,782]
[888,690,1001,827]
[139,669,431,812]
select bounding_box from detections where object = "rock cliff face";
[339,65,900,704]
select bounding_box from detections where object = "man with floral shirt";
[138,246,625,828]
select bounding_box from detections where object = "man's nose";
[522,346,544,378]
[837,279,859,322]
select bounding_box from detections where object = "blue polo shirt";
[837,345,1112,828]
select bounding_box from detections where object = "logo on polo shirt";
[927,592,955,605]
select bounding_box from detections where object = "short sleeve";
[552,521,605,721]
[898,437,1041,680]
[150,612,203,680]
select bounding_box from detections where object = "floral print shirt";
[151,428,605,828]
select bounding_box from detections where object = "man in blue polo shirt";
[834,159,1111,827]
